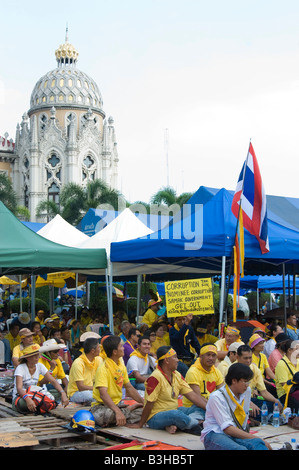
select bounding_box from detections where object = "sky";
[1,0,299,205]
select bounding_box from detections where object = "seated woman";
[275,339,299,412]
[249,333,277,396]
[38,339,68,401]
[12,344,69,414]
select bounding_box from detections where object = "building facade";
[0,36,119,221]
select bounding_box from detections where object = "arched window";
[48,182,60,204]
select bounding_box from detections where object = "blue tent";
[110,188,299,276]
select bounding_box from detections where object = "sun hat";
[80,332,100,342]
[248,333,265,349]
[19,328,33,339]
[228,341,244,352]
[39,339,64,353]
[18,312,31,325]
[20,343,40,359]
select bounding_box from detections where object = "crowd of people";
[1,298,299,451]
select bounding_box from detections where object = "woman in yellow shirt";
[275,339,299,412]
[249,333,277,396]
[38,339,68,401]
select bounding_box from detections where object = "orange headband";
[158,348,176,361]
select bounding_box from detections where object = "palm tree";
[150,186,194,209]
[0,173,18,213]
[36,179,125,225]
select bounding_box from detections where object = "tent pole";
[136,274,142,325]
[283,264,287,333]
[219,256,226,324]
[19,275,22,313]
[75,273,78,319]
[30,275,36,322]
[108,263,114,334]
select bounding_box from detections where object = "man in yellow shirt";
[182,344,224,421]
[68,337,102,405]
[236,344,283,420]
[131,346,208,435]
[215,326,243,362]
[91,335,144,427]
[11,328,34,368]
[275,339,299,411]
[142,298,163,327]
[5,323,21,354]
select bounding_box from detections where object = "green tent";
[0,201,107,275]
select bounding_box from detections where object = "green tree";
[0,173,17,212]
[150,186,194,207]
[36,178,124,225]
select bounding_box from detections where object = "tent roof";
[37,214,89,247]
[0,202,107,275]
[110,188,299,276]
[76,208,154,256]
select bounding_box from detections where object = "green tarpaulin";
[0,202,107,275]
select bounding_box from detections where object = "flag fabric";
[231,142,269,254]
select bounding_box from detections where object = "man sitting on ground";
[130,346,206,435]
[182,343,224,422]
[67,337,103,405]
[90,335,144,427]
[169,314,201,376]
[126,336,157,390]
[123,327,141,365]
[200,363,271,450]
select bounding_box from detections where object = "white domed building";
[1,35,119,221]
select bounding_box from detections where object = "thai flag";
[231,143,269,254]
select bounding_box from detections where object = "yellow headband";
[226,326,240,336]
[158,348,176,361]
[200,345,217,355]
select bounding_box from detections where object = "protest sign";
[164,278,214,318]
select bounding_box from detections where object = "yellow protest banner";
[164,278,214,318]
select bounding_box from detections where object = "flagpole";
[223,140,251,320]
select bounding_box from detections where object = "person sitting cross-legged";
[200,363,272,450]
[90,335,144,427]
[129,346,206,435]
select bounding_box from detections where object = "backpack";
[16,385,57,414]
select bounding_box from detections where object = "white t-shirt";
[126,355,156,376]
[13,362,48,401]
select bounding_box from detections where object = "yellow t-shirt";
[215,337,242,352]
[182,359,224,407]
[197,333,218,346]
[142,308,158,327]
[38,356,66,382]
[151,336,168,355]
[251,352,269,376]
[67,353,103,398]
[275,356,299,399]
[5,332,21,352]
[144,367,192,421]
[92,358,129,406]
[249,362,266,395]
[12,343,24,359]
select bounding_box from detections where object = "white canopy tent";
[76,208,154,331]
[37,214,90,247]
[37,214,90,316]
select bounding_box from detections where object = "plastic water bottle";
[261,402,268,425]
[291,438,297,450]
[272,403,280,428]
[284,407,292,424]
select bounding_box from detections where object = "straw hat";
[20,344,40,359]
[19,328,33,339]
[18,312,31,325]
[39,339,64,353]
[80,332,100,342]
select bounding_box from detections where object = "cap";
[19,328,33,339]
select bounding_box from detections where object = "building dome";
[29,38,104,116]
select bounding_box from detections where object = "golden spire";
[55,25,79,66]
